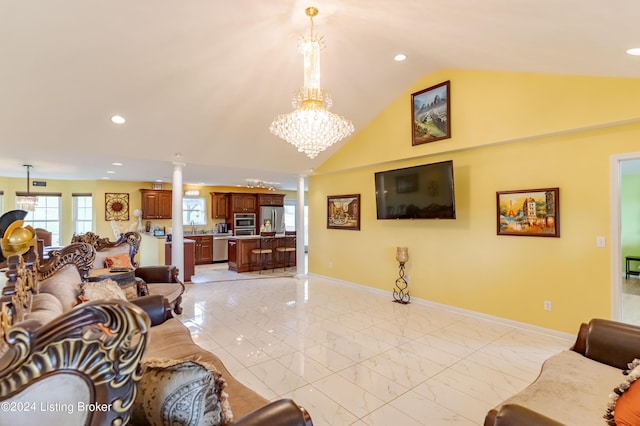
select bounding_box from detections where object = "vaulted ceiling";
[2,0,640,189]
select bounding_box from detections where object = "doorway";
[611,153,640,325]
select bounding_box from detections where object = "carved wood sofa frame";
[0,255,150,425]
[71,231,141,268]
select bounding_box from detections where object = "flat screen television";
[374,160,456,219]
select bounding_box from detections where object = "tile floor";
[179,266,574,426]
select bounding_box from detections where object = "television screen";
[375,160,456,219]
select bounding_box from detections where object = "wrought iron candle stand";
[393,246,410,304]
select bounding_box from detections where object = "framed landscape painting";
[496,188,560,237]
[411,80,451,145]
[327,194,361,230]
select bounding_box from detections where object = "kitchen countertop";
[228,234,286,240]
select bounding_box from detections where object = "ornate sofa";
[71,232,185,314]
[1,246,313,426]
[0,255,150,425]
[484,319,640,425]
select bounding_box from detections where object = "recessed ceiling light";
[394,54,407,62]
[111,115,126,124]
[112,162,123,166]
[155,179,163,182]
[106,170,115,174]
[102,176,110,180]
[626,48,640,56]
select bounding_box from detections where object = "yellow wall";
[310,69,640,333]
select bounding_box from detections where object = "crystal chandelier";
[270,7,354,159]
[16,165,37,212]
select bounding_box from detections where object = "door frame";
[610,151,640,321]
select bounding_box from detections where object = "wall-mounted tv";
[375,160,456,219]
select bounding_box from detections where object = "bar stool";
[251,232,276,273]
[276,231,296,271]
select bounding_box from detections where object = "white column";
[295,174,306,277]
[171,161,186,282]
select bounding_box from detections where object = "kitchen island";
[228,235,296,273]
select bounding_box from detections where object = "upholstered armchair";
[134,265,185,315]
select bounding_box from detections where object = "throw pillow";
[104,253,134,269]
[131,358,233,426]
[80,279,127,302]
[605,358,640,425]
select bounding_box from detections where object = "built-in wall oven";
[233,213,256,236]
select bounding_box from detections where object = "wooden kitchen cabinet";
[188,235,213,265]
[140,189,172,219]
[257,194,285,206]
[227,237,260,272]
[227,236,295,272]
[211,193,229,219]
[230,194,257,213]
[165,239,195,282]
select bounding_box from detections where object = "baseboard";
[306,273,575,341]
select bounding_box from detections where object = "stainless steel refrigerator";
[259,206,285,233]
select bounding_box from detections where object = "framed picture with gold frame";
[327,194,361,230]
[105,193,130,221]
[496,188,559,237]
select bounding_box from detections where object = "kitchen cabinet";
[258,194,285,206]
[140,189,172,219]
[227,237,259,272]
[230,194,257,213]
[165,239,195,282]
[211,193,229,219]
[188,235,213,265]
[227,236,295,273]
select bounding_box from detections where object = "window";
[21,195,62,246]
[183,197,206,226]
[73,194,93,235]
[284,200,308,249]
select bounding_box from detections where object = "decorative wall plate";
[105,193,130,221]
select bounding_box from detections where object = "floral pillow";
[104,253,134,269]
[605,358,640,425]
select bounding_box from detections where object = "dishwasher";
[213,235,229,262]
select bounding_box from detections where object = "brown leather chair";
[35,228,52,247]
[34,228,52,259]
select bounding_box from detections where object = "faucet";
[190,220,196,235]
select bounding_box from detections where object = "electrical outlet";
[544,300,552,311]
[328,260,333,269]
[404,274,410,283]
[596,236,606,247]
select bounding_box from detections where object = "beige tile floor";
[178,265,575,425]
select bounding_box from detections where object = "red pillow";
[104,253,133,269]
